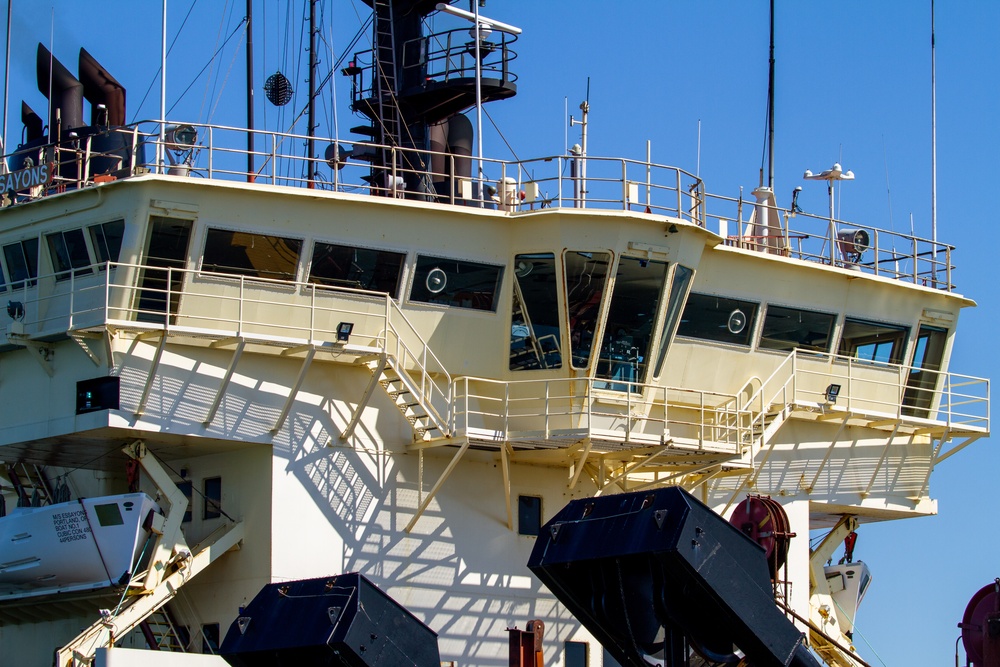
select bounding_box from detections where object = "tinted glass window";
[202,229,301,281]
[510,253,562,370]
[309,242,405,296]
[565,641,588,667]
[89,219,125,267]
[653,265,694,377]
[203,477,222,520]
[518,495,542,536]
[595,256,669,391]
[3,239,39,289]
[410,255,503,311]
[47,229,93,281]
[759,305,835,353]
[838,318,909,364]
[566,251,612,369]
[677,293,758,346]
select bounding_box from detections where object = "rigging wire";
[483,106,521,163]
[165,18,247,117]
[130,0,200,122]
[207,20,249,123]
[198,0,233,124]
[204,0,240,124]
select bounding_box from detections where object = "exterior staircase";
[139,606,189,652]
[368,356,451,442]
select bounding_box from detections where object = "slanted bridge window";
[759,305,835,353]
[46,229,93,281]
[89,219,125,267]
[3,238,39,289]
[594,256,669,391]
[202,229,302,281]
[510,253,562,370]
[410,255,503,312]
[308,242,405,296]
[677,292,759,346]
[838,318,909,364]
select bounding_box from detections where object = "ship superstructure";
[0,3,989,666]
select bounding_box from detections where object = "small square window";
[177,480,192,523]
[203,477,221,520]
[518,495,542,536]
[566,641,588,667]
[201,623,220,654]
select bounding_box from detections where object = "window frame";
[408,254,505,312]
[758,303,837,354]
[307,240,407,297]
[46,228,94,281]
[200,227,303,283]
[675,291,759,348]
[2,238,39,290]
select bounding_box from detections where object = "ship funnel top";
[36,43,84,138]
[79,48,126,126]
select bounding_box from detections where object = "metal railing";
[452,376,749,453]
[741,349,989,433]
[0,261,453,426]
[1,263,987,444]
[1,119,958,290]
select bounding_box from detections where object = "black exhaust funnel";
[36,44,84,139]
[79,47,125,126]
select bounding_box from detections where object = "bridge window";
[565,641,588,667]
[566,251,612,369]
[838,318,909,364]
[677,292,758,346]
[202,229,302,281]
[89,219,125,267]
[518,495,542,536]
[510,253,562,370]
[309,242,405,296]
[3,238,39,289]
[759,305,835,353]
[653,265,694,377]
[903,325,948,416]
[595,256,669,391]
[410,255,503,311]
[46,229,93,281]
[203,476,222,520]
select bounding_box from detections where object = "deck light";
[825,384,841,403]
[6,301,24,321]
[337,322,354,343]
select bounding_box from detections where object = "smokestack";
[20,101,43,143]
[79,47,125,126]
[36,43,84,138]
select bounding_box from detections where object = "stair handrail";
[382,296,454,431]
[739,350,799,450]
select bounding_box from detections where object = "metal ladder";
[139,606,189,652]
[4,461,54,507]
[372,0,401,168]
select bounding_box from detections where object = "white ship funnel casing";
[0,493,160,600]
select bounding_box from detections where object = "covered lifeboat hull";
[0,493,160,600]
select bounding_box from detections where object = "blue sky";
[4,1,998,665]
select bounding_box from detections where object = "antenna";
[931,0,938,285]
[696,119,701,178]
[246,0,255,182]
[767,0,775,189]
[2,0,10,167]
[569,78,590,206]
